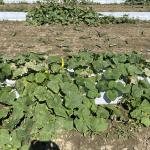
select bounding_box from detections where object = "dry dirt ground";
[0,4,150,12]
[54,127,150,150]
[0,22,150,57]
[0,22,150,150]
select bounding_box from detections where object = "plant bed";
[27,2,137,25]
[0,51,150,149]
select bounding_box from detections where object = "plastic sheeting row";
[3,0,126,4]
[0,12,150,21]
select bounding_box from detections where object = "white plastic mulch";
[3,0,125,4]
[0,12,150,21]
[0,12,27,21]
[99,12,150,21]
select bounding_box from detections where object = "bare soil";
[54,127,150,150]
[0,22,150,57]
[90,4,150,12]
[0,4,150,12]
[0,3,35,12]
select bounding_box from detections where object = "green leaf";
[60,82,79,95]
[0,129,10,146]
[65,91,82,109]
[48,56,60,64]
[117,63,128,76]
[96,107,110,119]
[0,107,10,119]
[26,73,35,82]
[15,128,30,144]
[10,130,21,148]
[139,79,150,89]
[127,65,142,76]
[103,68,121,80]
[37,125,53,141]
[84,78,96,90]
[87,89,99,99]
[46,94,61,108]
[122,84,131,94]
[96,80,109,91]
[106,90,118,101]
[5,100,26,130]
[114,82,126,93]
[53,106,68,118]
[74,118,89,134]
[55,117,73,131]
[108,80,117,89]
[141,117,150,127]
[0,87,16,105]
[35,72,46,83]
[25,61,47,72]
[89,117,108,132]
[47,80,60,93]
[34,86,53,101]
[15,79,25,95]
[132,85,143,98]
[51,64,60,73]
[13,67,28,78]
[20,145,30,150]
[0,63,12,81]
[75,76,85,86]
[74,105,91,120]
[33,104,53,129]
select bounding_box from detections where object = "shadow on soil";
[29,140,60,150]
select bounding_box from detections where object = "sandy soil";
[90,4,150,12]
[0,22,150,57]
[0,4,150,12]
[54,127,150,150]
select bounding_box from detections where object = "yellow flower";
[61,58,64,68]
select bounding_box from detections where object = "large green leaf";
[53,106,68,118]
[74,118,89,134]
[34,86,53,101]
[0,63,12,81]
[60,82,79,95]
[0,106,10,119]
[35,72,46,83]
[13,67,28,78]
[65,91,83,109]
[55,117,73,131]
[10,130,22,149]
[106,90,118,101]
[4,100,26,130]
[32,104,53,130]
[103,68,121,80]
[0,129,11,146]
[131,85,143,98]
[96,80,109,91]
[0,87,16,105]
[89,117,108,132]
[127,65,142,76]
[84,78,96,90]
[47,80,60,93]
[87,89,99,99]
[141,117,150,127]
[96,107,110,119]
[51,64,61,73]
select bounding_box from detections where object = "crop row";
[0,51,150,149]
